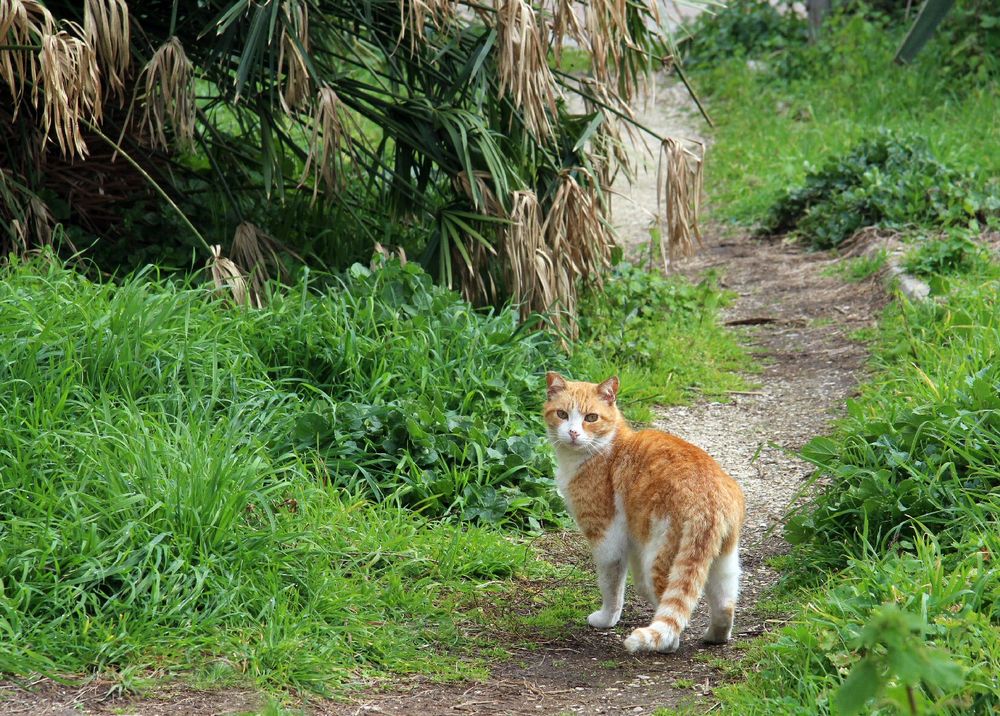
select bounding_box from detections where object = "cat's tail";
[623,517,728,654]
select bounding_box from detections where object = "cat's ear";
[546,372,567,399]
[596,375,619,404]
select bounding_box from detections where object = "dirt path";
[0,83,882,716]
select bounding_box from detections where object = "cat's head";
[543,372,621,453]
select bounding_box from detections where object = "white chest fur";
[553,447,589,504]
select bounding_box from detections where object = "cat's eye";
[556,410,568,419]
[584,413,599,423]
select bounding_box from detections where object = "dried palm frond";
[0,0,55,110]
[578,77,637,189]
[398,0,454,51]
[231,222,285,306]
[300,85,356,200]
[656,137,705,269]
[83,0,129,101]
[550,0,586,62]
[584,0,658,103]
[496,0,558,139]
[277,0,311,111]
[139,36,195,151]
[207,244,260,308]
[544,168,614,280]
[453,170,503,217]
[502,189,546,318]
[37,26,103,157]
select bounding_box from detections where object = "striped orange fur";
[544,372,745,653]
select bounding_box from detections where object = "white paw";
[587,609,620,629]
[702,624,733,644]
[623,624,681,653]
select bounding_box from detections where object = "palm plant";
[1,0,706,327]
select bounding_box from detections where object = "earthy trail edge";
[0,83,882,716]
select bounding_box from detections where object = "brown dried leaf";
[496,0,558,139]
[139,36,195,151]
[656,136,705,269]
[84,0,129,101]
[37,26,103,157]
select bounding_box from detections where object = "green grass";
[0,256,561,690]
[571,263,756,422]
[694,13,999,229]
[821,250,887,283]
[0,249,753,693]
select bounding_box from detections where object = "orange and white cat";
[543,372,745,653]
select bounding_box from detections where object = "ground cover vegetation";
[0,244,748,693]
[665,2,1000,713]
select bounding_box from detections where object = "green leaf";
[835,657,882,716]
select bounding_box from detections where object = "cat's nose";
[568,429,579,440]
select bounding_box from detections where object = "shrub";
[902,230,989,277]
[678,1,807,70]
[760,132,986,248]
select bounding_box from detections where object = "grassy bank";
[0,252,750,693]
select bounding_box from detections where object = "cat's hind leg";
[587,508,628,629]
[623,521,718,654]
[702,539,740,644]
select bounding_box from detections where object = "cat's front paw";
[587,609,621,629]
[623,624,681,653]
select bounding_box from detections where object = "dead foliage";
[398,0,454,50]
[207,244,260,309]
[0,0,55,108]
[299,84,357,200]
[37,27,103,157]
[83,0,130,101]
[278,0,311,111]
[139,36,195,151]
[656,136,705,269]
[496,0,558,139]
[231,221,288,306]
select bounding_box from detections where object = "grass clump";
[760,132,988,248]
[571,262,754,422]
[0,256,557,688]
[787,266,999,562]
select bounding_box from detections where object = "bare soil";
[0,82,884,715]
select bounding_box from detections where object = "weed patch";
[571,263,754,422]
[760,132,988,248]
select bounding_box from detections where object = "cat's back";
[614,427,744,518]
